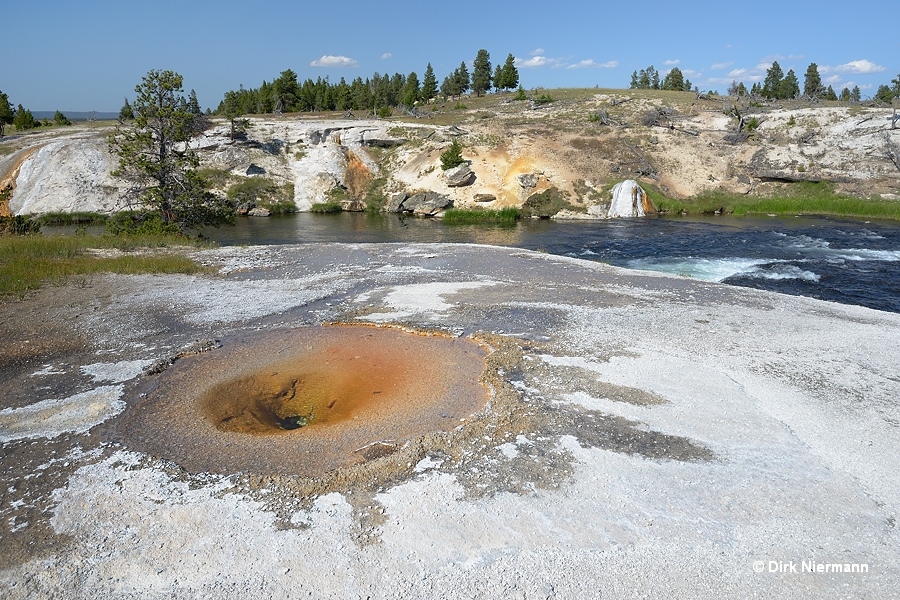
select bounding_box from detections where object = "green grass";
[442,207,520,224]
[0,234,211,296]
[655,182,900,219]
[309,201,343,214]
[33,211,108,226]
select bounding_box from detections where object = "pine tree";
[0,90,13,137]
[661,67,685,91]
[421,63,437,101]
[109,70,232,231]
[455,61,470,95]
[13,104,35,130]
[839,87,851,102]
[500,53,518,91]
[53,111,71,126]
[493,64,504,92]
[803,63,825,99]
[188,89,202,114]
[824,85,838,101]
[471,49,492,96]
[630,71,639,89]
[119,98,135,121]
[762,61,784,98]
[779,69,800,99]
[851,86,861,102]
[401,71,420,108]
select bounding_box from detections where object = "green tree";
[803,63,825,99]
[188,89,202,114]
[273,69,300,112]
[851,86,861,102]
[471,49,492,96]
[108,70,232,232]
[421,63,437,101]
[661,67,685,91]
[824,85,838,101]
[0,90,13,137]
[53,110,72,126]
[779,69,800,99]
[401,71,420,108]
[874,84,895,104]
[221,90,248,139]
[454,61,470,95]
[839,87,851,102]
[440,138,464,170]
[493,64,503,92]
[762,61,784,98]
[13,104,36,130]
[500,54,519,91]
[119,98,135,121]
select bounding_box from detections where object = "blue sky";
[3,0,897,112]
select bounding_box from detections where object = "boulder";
[386,193,409,213]
[245,164,266,175]
[444,164,476,187]
[399,192,452,216]
[517,173,538,190]
[235,202,255,216]
[247,207,271,217]
[474,193,496,203]
[413,192,452,216]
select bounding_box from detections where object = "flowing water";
[198,212,898,314]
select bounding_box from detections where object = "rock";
[444,164,476,187]
[247,207,271,217]
[517,173,538,190]
[245,164,266,175]
[413,192,452,216]
[606,180,656,218]
[474,193,496,203]
[235,202,255,216]
[387,193,409,213]
[400,192,452,216]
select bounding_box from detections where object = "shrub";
[105,211,182,236]
[0,215,41,235]
[309,201,343,214]
[440,138,465,170]
[226,177,296,214]
[453,102,468,110]
[534,93,553,105]
[377,106,392,118]
[513,86,528,101]
[521,187,574,218]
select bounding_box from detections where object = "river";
[200,213,900,314]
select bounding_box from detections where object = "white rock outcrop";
[606,179,655,218]
[9,136,121,215]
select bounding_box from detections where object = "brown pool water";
[118,325,490,476]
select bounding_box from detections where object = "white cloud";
[824,59,886,74]
[682,69,701,78]
[517,55,556,68]
[566,59,619,70]
[530,48,545,56]
[309,55,359,68]
[381,53,392,60]
[711,61,733,70]
[664,59,680,66]
[727,68,748,77]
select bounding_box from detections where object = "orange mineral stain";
[119,325,490,476]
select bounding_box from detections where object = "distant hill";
[33,111,118,121]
